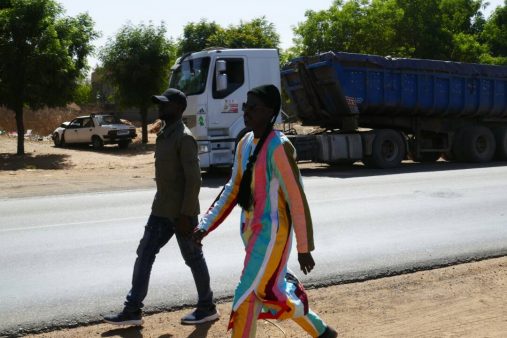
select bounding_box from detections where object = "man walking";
[103,88,218,326]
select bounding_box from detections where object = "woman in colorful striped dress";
[193,85,338,338]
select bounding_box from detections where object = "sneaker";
[103,310,143,326]
[181,307,220,325]
[318,326,338,338]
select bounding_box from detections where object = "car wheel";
[53,134,60,147]
[92,135,104,150]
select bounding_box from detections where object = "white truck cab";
[169,48,280,169]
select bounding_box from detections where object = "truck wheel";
[492,127,507,161]
[92,135,104,150]
[458,126,495,163]
[363,129,406,169]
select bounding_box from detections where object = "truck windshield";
[169,57,210,95]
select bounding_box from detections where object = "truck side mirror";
[216,60,228,92]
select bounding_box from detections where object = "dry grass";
[0,106,96,136]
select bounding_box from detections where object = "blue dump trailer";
[281,52,507,168]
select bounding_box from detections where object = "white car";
[52,114,137,149]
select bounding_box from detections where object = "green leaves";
[0,0,98,154]
[293,0,506,64]
[481,1,507,63]
[0,0,97,109]
[178,16,280,54]
[99,22,176,143]
[179,19,222,54]
[100,23,174,110]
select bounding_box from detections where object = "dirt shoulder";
[24,257,507,338]
[0,134,157,199]
[1,135,506,337]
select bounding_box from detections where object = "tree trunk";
[15,105,25,156]
[140,109,148,144]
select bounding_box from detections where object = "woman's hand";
[192,228,206,246]
[298,252,315,275]
[176,215,194,238]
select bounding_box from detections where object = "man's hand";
[192,228,206,247]
[298,252,315,275]
[176,215,195,238]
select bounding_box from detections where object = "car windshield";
[96,115,121,126]
[169,57,210,96]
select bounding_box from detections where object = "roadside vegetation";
[1,0,506,155]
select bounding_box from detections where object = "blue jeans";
[124,214,214,312]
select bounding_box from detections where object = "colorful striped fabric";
[198,130,316,330]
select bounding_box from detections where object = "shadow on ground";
[55,142,156,157]
[201,160,507,187]
[0,153,72,171]
[99,320,217,338]
[101,326,144,338]
[183,320,217,338]
[298,160,507,179]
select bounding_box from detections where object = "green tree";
[440,0,485,34]
[394,0,452,59]
[73,80,94,106]
[293,0,404,56]
[0,0,97,155]
[90,66,114,106]
[208,17,280,49]
[293,0,492,62]
[100,23,176,143]
[177,17,280,58]
[481,0,507,64]
[438,0,487,62]
[293,1,359,55]
[178,19,222,54]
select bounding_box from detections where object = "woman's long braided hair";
[237,87,281,210]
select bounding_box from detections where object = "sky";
[57,0,505,69]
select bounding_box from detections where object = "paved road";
[1,164,507,335]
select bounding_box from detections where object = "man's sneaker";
[181,307,220,325]
[103,310,143,326]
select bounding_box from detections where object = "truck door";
[208,57,248,132]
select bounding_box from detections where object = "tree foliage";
[0,0,98,155]
[100,23,176,143]
[480,0,507,64]
[73,80,94,106]
[179,16,280,53]
[178,19,222,54]
[208,17,280,49]
[292,0,506,64]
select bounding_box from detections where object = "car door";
[64,118,83,143]
[76,117,95,143]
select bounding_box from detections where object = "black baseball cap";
[152,88,187,109]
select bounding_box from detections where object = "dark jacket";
[151,120,201,219]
